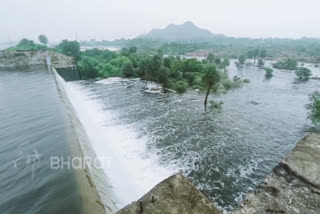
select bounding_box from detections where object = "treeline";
[77,46,244,96]
[80,37,320,62]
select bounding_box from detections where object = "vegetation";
[273,59,298,70]
[202,64,220,110]
[264,67,273,78]
[6,38,47,51]
[258,59,264,68]
[38,35,48,45]
[56,40,81,61]
[306,91,320,125]
[295,67,312,81]
[80,37,320,63]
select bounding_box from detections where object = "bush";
[77,57,99,79]
[273,59,297,70]
[306,91,320,125]
[295,67,312,81]
[56,40,81,61]
[264,67,273,78]
[121,61,135,77]
[174,81,188,93]
[243,79,251,83]
[7,38,47,51]
[98,62,120,78]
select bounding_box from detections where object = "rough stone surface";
[0,50,74,68]
[116,174,221,214]
[234,133,320,214]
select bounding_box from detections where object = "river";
[0,66,84,214]
[64,61,320,212]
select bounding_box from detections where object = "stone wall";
[0,50,74,68]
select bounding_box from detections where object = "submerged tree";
[295,67,312,81]
[202,64,221,110]
[306,91,320,125]
[264,67,273,78]
[38,34,48,45]
[258,59,264,68]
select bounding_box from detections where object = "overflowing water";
[0,66,84,214]
[65,61,320,212]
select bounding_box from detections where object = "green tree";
[253,48,260,63]
[202,64,221,110]
[306,91,320,125]
[56,40,81,61]
[258,59,264,68]
[121,61,135,77]
[38,34,48,45]
[207,53,215,63]
[77,57,99,79]
[259,49,267,58]
[158,66,169,90]
[222,58,230,67]
[264,67,273,78]
[295,67,312,81]
[238,55,246,65]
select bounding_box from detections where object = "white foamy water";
[63,80,175,208]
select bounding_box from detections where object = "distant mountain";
[140,21,223,41]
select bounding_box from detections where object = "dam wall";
[52,66,119,213]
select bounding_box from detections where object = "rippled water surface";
[67,62,320,212]
[0,66,83,214]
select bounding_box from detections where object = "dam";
[0,50,320,214]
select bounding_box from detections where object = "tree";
[121,61,135,77]
[258,59,264,68]
[56,40,81,61]
[238,55,246,65]
[77,57,99,79]
[259,49,267,58]
[222,58,230,68]
[264,67,273,78]
[38,34,48,45]
[295,67,312,81]
[202,64,220,110]
[306,91,320,125]
[253,48,260,63]
[207,53,215,63]
[158,66,169,90]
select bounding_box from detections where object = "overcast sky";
[0,0,319,43]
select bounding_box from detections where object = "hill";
[140,21,223,41]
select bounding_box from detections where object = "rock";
[116,173,221,214]
[234,133,320,214]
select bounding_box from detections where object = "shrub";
[295,67,312,81]
[243,79,251,83]
[273,59,297,70]
[174,81,188,93]
[306,91,320,125]
[264,67,273,78]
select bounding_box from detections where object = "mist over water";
[66,62,320,212]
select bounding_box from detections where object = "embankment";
[0,50,74,68]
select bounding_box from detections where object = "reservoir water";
[65,61,320,212]
[0,66,84,214]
